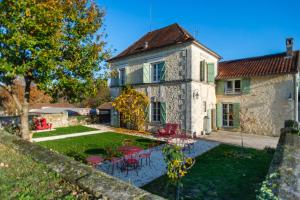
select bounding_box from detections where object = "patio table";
[86,155,104,168]
[118,146,143,156]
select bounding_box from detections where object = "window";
[203,101,207,112]
[151,102,161,122]
[222,104,233,127]
[225,80,241,94]
[119,68,125,85]
[152,62,164,82]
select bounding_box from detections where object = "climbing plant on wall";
[112,86,149,130]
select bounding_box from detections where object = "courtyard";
[33,125,275,199]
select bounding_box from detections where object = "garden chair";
[105,147,122,175]
[139,143,155,167]
[157,123,175,137]
[123,154,139,176]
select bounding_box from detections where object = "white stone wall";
[217,75,295,136]
[109,43,220,134]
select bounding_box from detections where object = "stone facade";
[217,75,295,136]
[109,42,219,136]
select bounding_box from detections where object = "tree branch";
[0,83,23,112]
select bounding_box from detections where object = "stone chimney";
[144,41,149,49]
[286,38,294,57]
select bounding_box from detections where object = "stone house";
[216,46,300,136]
[108,23,300,136]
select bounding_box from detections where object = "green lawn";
[0,143,92,199]
[38,132,162,162]
[142,144,274,200]
[32,125,98,138]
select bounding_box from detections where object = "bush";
[284,120,300,136]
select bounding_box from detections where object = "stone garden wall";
[0,130,164,200]
[39,113,91,128]
[258,128,300,199]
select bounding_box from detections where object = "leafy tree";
[0,0,110,140]
[112,87,149,130]
[78,79,111,108]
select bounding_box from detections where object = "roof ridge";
[220,51,299,64]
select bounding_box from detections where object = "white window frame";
[151,101,161,122]
[151,62,163,83]
[119,68,125,86]
[225,80,241,94]
[222,103,234,127]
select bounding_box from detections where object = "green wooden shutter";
[143,63,151,83]
[242,78,250,94]
[160,62,166,81]
[200,61,205,81]
[216,103,222,128]
[207,63,215,83]
[160,102,166,124]
[233,103,240,128]
[216,80,225,95]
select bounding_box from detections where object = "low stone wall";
[260,128,300,199]
[0,131,164,200]
[39,113,92,128]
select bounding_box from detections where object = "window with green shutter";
[220,103,240,128]
[151,61,165,82]
[143,63,151,83]
[151,101,166,124]
[207,63,215,83]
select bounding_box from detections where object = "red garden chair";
[139,143,155,167]
[157,123,178,137]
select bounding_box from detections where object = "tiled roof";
[108,23,220,62]
[98,102,113,110]
[217,51,300,79]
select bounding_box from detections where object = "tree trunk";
[20,77,32,141]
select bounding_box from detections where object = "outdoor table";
[118,146,143,175]
[86,155,104,168]
[118,146,143,156]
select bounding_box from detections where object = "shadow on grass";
[84,148,107,156]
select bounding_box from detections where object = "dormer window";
[225,80,241,94]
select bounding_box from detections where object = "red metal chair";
[139,144,155,167]
[157,123,179,137]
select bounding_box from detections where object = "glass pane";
[227,81,232,89]
[235,80,241,92]
[229,120,233,126]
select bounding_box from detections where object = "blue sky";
[97,0,300,60]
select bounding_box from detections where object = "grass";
[32,125,98,138]
[38,132,162,162]
[142,144,274,200]
[0,143,93,200]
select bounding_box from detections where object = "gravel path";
[97,139,220,187]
